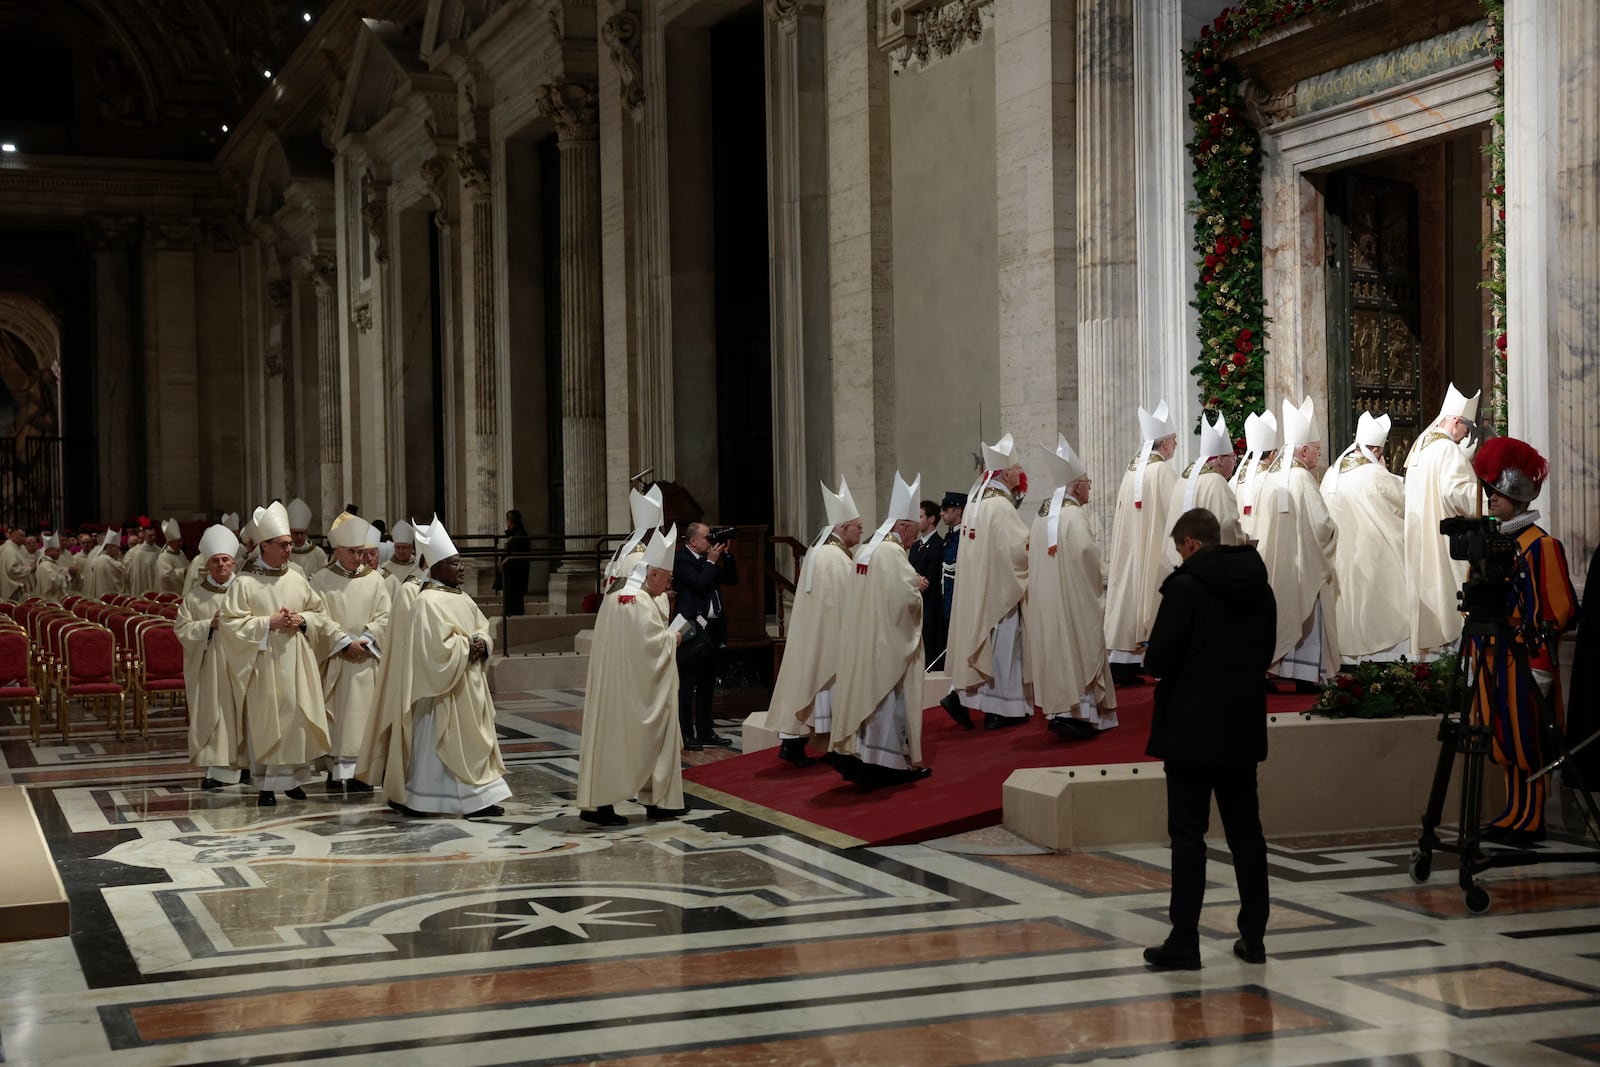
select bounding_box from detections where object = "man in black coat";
[906,499,946,667]
[1142,507,1276,971]
[673,523,738,750]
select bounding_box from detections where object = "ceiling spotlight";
[303,12,313,22]
[0,143,16,153]
[263,69,273,79]
[221,124,230,133]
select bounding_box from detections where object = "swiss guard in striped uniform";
[1471,437,1578,844]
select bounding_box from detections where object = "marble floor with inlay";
[3,693,1600,1066]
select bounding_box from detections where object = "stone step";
[0,785,70,942]
[741,670,950,754]
[493,613,598,654]
[489,651,590,692]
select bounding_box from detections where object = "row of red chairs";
[0,617,42,742]
[0,595,187,743]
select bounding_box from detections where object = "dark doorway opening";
[709,6,772,529]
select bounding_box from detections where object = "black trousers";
[678,619,723,740]
[1162,760,1270,948]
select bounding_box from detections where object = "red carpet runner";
[684,685,1317,847]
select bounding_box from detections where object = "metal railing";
[0,435,65,529]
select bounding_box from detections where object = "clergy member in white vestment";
[376,517,510,819]
[175,525,246,789]
[1403,384,1481,659]
[67,533,95,594]
[359,522,382,572]
[577,527,686,827]
[0,526,33,602]
[217,501,337,807]
[156,518,188,595]
[1164,413,1244,566]
[1231,410,1278,541]
[380,520,426,596]
[34,534,67,603]
[311,514,392,794]
[1104,402,1180,683]
[1252,397,1340,685]
[124,525,161,594]
[1025,435,1119,740]
[601,485,665,594]
[1321,411,1410,662]
[185,513,241,595]
[767,478,863,767]
[827,472,932,789]
[286,497,328,576]
[941,433,1033,730]
[86,529,127,600]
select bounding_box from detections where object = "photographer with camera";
[1467,438,1578,844]
[674,522,739,750]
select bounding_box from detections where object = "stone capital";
[454,144,491,195]
[765,0,821,25]
[352,302,374,334]
[420,155,452,227]
[535,79,599,144]
[84,214,141,250]
[886,0,994,75]
[359,172,389,264]
[266,279,292,313]
[146,217,201,252]
[601,12,645,119]
[302,253,337,293]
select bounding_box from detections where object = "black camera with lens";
[707,525,738,546]
[1440,516,1518,620]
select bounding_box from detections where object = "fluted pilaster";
[306,255,342,530]
[1552,0,1599,585]
[540,81,607,545]
[1075,0,1141,541]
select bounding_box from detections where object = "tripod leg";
[1418,715,1458,853]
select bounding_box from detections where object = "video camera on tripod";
[1440,516,1518,622]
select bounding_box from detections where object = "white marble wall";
[825,0,897,527]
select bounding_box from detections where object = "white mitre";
[328,512,370,550]
[285,497,313,531]
[1281,395,1317,449]
[413,515,460,565]
[197,524,240,562]
[161,518,181,543]
[621,523,678,598]
[1133,400,1174,506]
[1437,382,1481,424]
[1327,411,1392,494]
[253,502,291,542]
[1184,412,1231,511]
[856,471,921,568]
[1038,434,1086,552]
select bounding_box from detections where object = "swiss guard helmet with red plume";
[1472,437,1548,504]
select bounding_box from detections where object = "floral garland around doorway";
[1184,0,1506,439]
[1482,0,1507,432]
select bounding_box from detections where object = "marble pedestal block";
[1005,714,1507,850]
[546,571,597,614]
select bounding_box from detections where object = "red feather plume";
[1473,436,1548,489]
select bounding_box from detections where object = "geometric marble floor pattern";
[3,693,1600,1065]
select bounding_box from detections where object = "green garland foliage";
[1482,0,1507,432]
[1313,655,1462,720]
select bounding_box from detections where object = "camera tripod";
[1411,615,1600,913]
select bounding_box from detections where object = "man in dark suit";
[906,499,946,667]
[673,523,738,750]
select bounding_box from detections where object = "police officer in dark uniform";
[938,491,966,655]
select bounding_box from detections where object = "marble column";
[306,254,343,532]
[1550,0,1599,586]
[1134,0,1200,443]
[766,0,832,551]
[455,144,502,542]
[1075,0,1141,541]
[142,217,203,514]
[993,0,1077,471]
[85,215,141,521]
[1505,0,1554,462]
[825,0,896,525]
[539,80,607,554]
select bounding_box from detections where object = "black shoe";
[699,734,735,748]
[347,779,375,794]
[1047,717,1097,740]
[580,805,628,828]
[1480,823,1511,841]
[880,765,932,785]
[1294,680,1323,695]
[284,787,307,800]
[200,777,225,791]
[778,737,818,768]
[1264,679,1280,694]
[984,713,1027,731]
[465,804,505,819]
[683,738,705,752]
[1499,827,1546,847]
[388,800,426,817]
[823,751,864,784]
[1143,942,1202,971]
[1232,939,1266,964]
[239,768,253,784]
[326,776,346,794]
[645,805,689,819]
[940,692,973,730]
[257,790,276,807]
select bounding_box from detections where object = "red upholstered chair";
[133,623,187,736]
[43,618,90,740]
[61,625,124,741]
[150,593,181,605]
[0,629,41,744]
[156,605,178,621]
[0,602,15,619]
[61,595,82,610]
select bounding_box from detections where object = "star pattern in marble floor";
[2,690,1600,1066]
